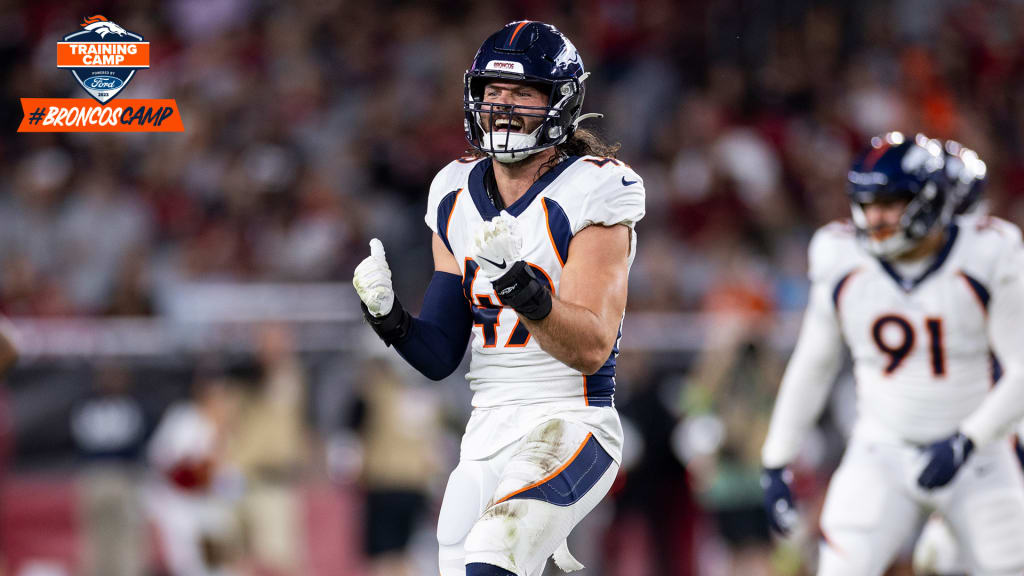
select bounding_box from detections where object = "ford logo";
[85,76,123,90]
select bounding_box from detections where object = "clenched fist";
[352,239,394,317]
[471,210,523,281]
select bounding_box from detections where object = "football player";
[352,21,645,576]
[760,132,1024,575]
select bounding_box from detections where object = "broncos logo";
[80,15,128,38]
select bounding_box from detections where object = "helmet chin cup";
[480,126,543,163]
[860,231,916,259]
[849,201,918,259]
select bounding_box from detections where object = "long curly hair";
[553,127,620,159]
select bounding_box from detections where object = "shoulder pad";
[972,216,1023,245]
[424,157,483,234]
[563,156,645,233]
[808,220,860,283]
[959,218,1024,286]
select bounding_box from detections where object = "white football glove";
[352,239,394,317]
[471,210,523,280]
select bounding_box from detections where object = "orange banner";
[57,42,149,68]
[18,98,183,132]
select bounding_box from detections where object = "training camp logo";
[18,15,182,133]
[58,15,148,104]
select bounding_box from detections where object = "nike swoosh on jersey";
[479,256,507,269]
[621,176,637,186]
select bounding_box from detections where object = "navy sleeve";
[394,271,473,381]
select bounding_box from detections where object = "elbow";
[577,344,613,376]
[421,364,457,382]
[418,355,463,381]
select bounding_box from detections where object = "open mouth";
[491,116,525,133]
[868,226,899,241]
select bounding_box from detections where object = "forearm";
[394,317,469,381]
[762,283,844,468]
[962,366,1024,448]
[366,271,472,381]
[962,272,1024,447]
[762,361,838,468]
[519,297,614,374]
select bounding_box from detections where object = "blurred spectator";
[70,364,148,576]
[604,354,697,576]
[58,168,151,313]
[680,263,783,576]
[145,373,242,576]
[0,319,16,575]
[228,325,307,576]
[348,358,441,576]
[104,248,156,316]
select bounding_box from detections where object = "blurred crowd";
[1,0,1024,574]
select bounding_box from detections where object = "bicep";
[559,224,631,334]
[433,234,461,274]
[761,281,844,467]
[785,282,844,375]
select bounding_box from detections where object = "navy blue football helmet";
[464,21,595,163]
[943,140,987,216]
[847,132,950,258]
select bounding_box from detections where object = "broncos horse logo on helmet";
[80,15,128,38]
[463,21,600,163]
[847,132,950,258]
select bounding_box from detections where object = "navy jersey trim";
[436,189,462,254]
[831,269,858,310]
[992,352,1003,385]
[467,156,581,221]
[584,323,620,407]
[500,433,612,506]
[584,375,614,407]
[542,197,572,266]
[959,271,990,311]
[878,224,959,292]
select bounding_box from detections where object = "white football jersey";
[424,154,645,460]
[812,216,1023,444]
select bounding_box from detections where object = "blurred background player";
[761,132,1024,575]
[353,21,645,576]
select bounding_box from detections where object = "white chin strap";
[481,126,543,163]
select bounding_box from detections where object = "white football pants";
[437,418,617,576]
[818,432,1024,576]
